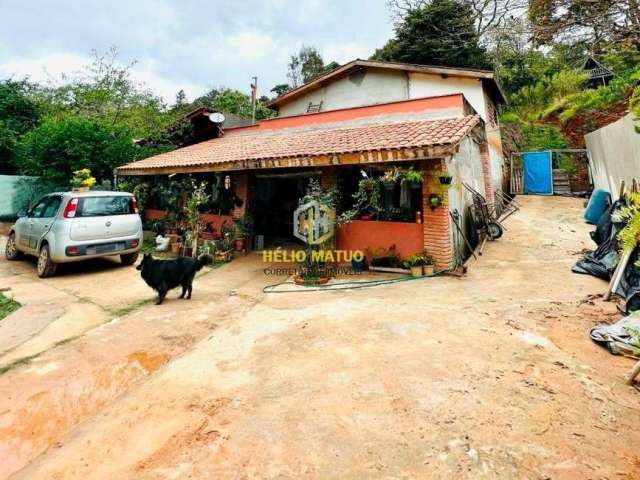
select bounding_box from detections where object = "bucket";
[254,234,264,250]
[584,189,611,224]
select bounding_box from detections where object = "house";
[581,55,615,89]
[116,60,508,269]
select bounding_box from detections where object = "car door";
[28,196,62,251]
[22,196,50,252]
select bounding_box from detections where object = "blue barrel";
[584,189,611,224]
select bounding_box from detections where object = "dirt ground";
[0,196,638,479]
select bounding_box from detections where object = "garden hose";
[262,270,448,294]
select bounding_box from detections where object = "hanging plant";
[403,167,423,185]
[429,194,443,210]
[438,174,453,185]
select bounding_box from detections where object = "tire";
[487,222,503,240]
[5,233,22,261]
[120,252,139,266]
[37,244,57,278]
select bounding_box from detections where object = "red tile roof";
[118,115,480,173]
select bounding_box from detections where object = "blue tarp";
[523,151,553,195]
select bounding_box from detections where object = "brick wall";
[422,159,453,269]
[232,172,249,219]
[480,142,495,207]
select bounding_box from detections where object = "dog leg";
[187,285,193,299]
[179,285,187,299]
[155,284,168,305]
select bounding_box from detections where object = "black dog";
[137,254,211,305]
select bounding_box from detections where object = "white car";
[5,191,143,278]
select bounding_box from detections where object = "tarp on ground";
[573,198,640,313]
[523,151,553,195]
[590,312,640,357]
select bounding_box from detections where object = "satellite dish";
[208,112,226,124]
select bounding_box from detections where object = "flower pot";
[234,237,246,252]
[429,194,442,210]
[183,246,193,257]
[438,175,453,185]
[351,257,366,273]
[294,275,330,286]
[423,264,434,276]
[410,265,423,277]
[72,186,90,192]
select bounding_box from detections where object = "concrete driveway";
[1,196,639,479]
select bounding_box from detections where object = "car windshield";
[76,196,133,217]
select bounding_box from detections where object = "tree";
[373,0,492,69]
[270,84,291,97]
[287,46,327,87]
[171,89,189,113]
[386,0,527,40]
[0,79,41,174]
[14,116,141,185]
[39,47,174,139]
[529,0,640,51]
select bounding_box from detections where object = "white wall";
[447,137,484,256]
[278,69,408,117]
[408,73,487,119]
[585,114,640,199]
[411,73,503,194]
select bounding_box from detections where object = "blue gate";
[523,151,553,195]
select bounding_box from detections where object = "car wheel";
[120,252,139,266]
[5,233,22,260]
[37,244,57,278]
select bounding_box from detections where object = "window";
[42,196,62,218]
[30,197,50,218]
[77,196,134,217]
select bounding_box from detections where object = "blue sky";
[0,0,394,103]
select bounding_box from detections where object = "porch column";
[480,141,495,206]
[232,172,249,220]
[422,159,453,270]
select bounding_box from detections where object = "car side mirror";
[17,210,28,218]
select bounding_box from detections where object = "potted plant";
[403,168,423,188]
[184,181,210,257]
[71,168,96,192]
[438,174,453,185]
[429,193,443,210]
[234,214,254,252]
[295,246,331,286]
[406,254,425,277]
[423,254,435,275]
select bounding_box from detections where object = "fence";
[0,175,61,220]
[585,114,640,200]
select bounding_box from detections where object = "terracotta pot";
[234,237,246,252]
[294,275,330,286]
[423,264,435,276]
[410,265,423,277]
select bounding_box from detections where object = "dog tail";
[196,254,212,271]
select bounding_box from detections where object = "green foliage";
[287,46,332,87]
[14,116,143,185]
[372,0,491,69]
[184,180,210,257]
[613,192,640,257]
[235,214,254,237]
[0,292,20,321]
[191,87,275,121]
[0,79,41,173]
[270,84,291,97]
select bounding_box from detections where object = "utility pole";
[250,76,258,124]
